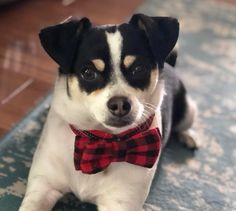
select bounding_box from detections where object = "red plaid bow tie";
[70,116,161,174]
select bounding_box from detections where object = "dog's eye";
[81,68,98,81]
[131,65,148,76]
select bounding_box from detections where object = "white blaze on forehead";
[105,30,123,72]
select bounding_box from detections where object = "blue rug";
[0,0,236,210]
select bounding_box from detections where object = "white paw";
[178,129,198,150]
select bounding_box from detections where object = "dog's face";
[40,14,179,132]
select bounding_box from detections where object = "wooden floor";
[0,0,234,139]
[0,0,143,138]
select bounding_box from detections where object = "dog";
[19,14,197,211]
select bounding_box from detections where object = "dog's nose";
[107,96,131,117]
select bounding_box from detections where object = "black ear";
[129,14,179,68]
[39,17,91,74]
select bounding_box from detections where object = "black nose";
[107,96,131,117]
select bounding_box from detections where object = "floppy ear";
[39,17,91,74]
[129,14,179,69]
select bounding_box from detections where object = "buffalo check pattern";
[70,115,162,174]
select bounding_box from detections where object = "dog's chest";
[44,109,161,202]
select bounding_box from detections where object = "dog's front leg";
[95,179,149,211]
[19,176,63,211]
[94,162,157,211]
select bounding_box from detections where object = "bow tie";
[70,115,161,174]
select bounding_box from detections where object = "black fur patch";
[118,24,157,90]
[172,80,187,128]
[72,27,113,93]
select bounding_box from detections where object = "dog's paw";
[178,129,198,150]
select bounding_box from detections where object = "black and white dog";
[20,14,197,211]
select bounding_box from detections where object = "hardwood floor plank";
[0,79,51,130]
[0,67,30,101]
[0,56,57,84]
[0,127,7,139]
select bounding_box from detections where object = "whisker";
[144,102,157,108]
[143,103,156,110]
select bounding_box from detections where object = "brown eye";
[132,65,147,75]
[81,68,98,81]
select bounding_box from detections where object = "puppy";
[19,14,197,211]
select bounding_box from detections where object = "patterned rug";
[0,0,236,210]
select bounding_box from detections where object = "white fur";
[106,31,122,71]
[19,29,165,211]
[175,96,198,149]
[174,95,197,132]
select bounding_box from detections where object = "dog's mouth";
[105,116,134,128]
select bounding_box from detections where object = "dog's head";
[39,14,179,133]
